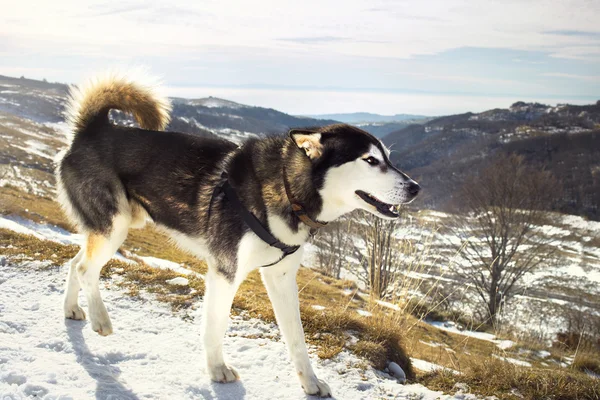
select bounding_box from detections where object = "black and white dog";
[56,74,420,397]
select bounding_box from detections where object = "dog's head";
[290,124,420,221]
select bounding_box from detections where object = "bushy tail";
[65,72,172,133]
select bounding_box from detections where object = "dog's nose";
[407,181,421,196]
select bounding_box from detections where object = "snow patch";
[411,358,460,375]
[165,277,189,286]
[492,355,532,367]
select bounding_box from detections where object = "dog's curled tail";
[65,72,172,134]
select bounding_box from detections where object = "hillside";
[0,75,338,144]
[383,101,600,219]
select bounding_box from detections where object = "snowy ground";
[0,218,484,400]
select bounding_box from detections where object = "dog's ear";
[289,129,323,159]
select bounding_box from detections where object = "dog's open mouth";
[355,190,400,218]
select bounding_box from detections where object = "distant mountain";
[351,122,419,138]
[167,96,338,143]
[307,112,429,124]
[0,75,338,144]
[383,101,600,220]
[306,112,432,138]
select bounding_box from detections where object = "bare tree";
[352,211,404,298]
[448,154,558,324]
[313,216,353,279]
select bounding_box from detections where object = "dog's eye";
[364,156,379,166]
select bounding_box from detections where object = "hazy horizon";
[1,72,597,116]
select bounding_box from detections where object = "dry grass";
[0,228,78,266]
[107,258,206,312]
[572,352,600,375]
[231,268,415,377]
[420,358,600,400]
[0,185,72,230]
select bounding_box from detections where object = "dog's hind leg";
[76,214,130,336]
[261,259,332,397]
[64,249,85,320]
[202,268,240,383]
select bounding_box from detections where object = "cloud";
[88,3,148,17]
[512,58,545,65]
[542,73,600,82]
[276,36,348,44]
[544,30,600,38]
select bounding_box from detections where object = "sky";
[1,0,599,116]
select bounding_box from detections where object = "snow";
[387,362,406,383]
[192,97,245,109]
[428,321,495,342]
[536,350,551,359]
[0,217,45,240]
[356,309,372,317]
[0,215,80,246]
[495,340,515,350]
[177,117,259,145]
[492,355,532,368]
[535,225,571,237]
[138,256,202,278]
[165,277,189,286]
[410,359,460,375]
[376,299,402,312]
[561,215,600,231]
[419,340,443,348]
[426,321,515,350]
[11,139,53,159]
[0,217,477,399]
[44,121,72,142]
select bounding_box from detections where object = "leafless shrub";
[351,211,405,298]
[447,154,560,325]
[313,216,353,279]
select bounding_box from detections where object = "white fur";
[64,213,132,336]
[202,268,241,382]
[318,143,417,221]
[260,252,331,396]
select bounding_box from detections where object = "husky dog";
[57,74,420,397]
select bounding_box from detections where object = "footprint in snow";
[238,344,252,352]
[3,372,27,385]
[23,384,49,398]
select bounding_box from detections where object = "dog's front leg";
[202,268,240,383]
[261,261,331,397]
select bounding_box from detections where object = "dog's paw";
[64,305,86,320]
[90,315,113,336]
[302,376,331,397]
[209,364,240,383]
